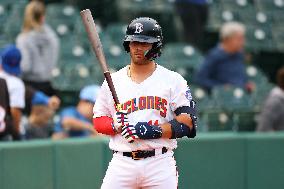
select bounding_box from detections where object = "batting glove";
[121,122,163,143]
[112,110,129,133]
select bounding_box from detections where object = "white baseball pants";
[101,150,178,189]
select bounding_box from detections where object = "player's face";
[129,41,153,65]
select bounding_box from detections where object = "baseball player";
[93,17,197,189]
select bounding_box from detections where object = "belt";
[113,147,168,160]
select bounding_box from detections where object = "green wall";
[0,141,54,189]
[0,132,283,189]
[176,133,246,189]
[0,146,3,189]
[246,134,284,189]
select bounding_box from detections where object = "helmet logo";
[134,23,143,34]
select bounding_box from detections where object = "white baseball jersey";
[93,64,193,152]
[0,71,25,108]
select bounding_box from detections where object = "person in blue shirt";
[52,85,100,139]
[195,22,255,93]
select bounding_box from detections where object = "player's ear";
[145,42,162,60]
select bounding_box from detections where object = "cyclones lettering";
[119,96,168,118]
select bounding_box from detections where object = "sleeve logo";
[185,87,192,101]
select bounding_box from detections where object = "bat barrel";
[80,9,109,73]
[80,9,120,105]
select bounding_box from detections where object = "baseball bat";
[80,9,120,106]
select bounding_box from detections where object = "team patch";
[170,102,177,110]
[185,87,192,101]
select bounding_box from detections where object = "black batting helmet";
[123,17,163,60]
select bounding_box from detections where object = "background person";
[195,22,255,93]
[257,67,284,131]
[24,85,60,116]
[52,85,100,140]
[24,105,55,139]
[0,44,61,140]
[0,45,25,140]
[0,78,13,141]
[24,85,60,140]
[16,0,59,96]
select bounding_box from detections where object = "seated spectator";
[195,22,254,93]
[16,0,59,96]
[0,44,60,140]
[257,67,284,131]
[52,85,100,139]
[24,85,60,116]
[0,45,25,140]
[24,86,60,140]
[24,105,54,140]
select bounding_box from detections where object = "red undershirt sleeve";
[93,116,116,136]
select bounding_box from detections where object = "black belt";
[113,147,168,160]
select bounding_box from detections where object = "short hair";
[220,22,245,40]
[29,105,54,126]
[277,67,284,90]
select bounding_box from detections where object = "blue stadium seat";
[271,10,284,25]
[212,86,253,112]
[220,0,253,10]
[245,26,274,51]
[196,115,208,132]
[203,110,235,131]
[73,17,106,51]
[59,37,91,63]
[238,9,273,27]
[190,85,215,113]
[104,44,129,70]
[53,63,102,91]
[246,65,269,84]
[46,3,79,21]
[105,23,127,47]
[4,2,26,41]
[271,25,284,51]
[254,0,284,11]
[233,110,257,132]
[47,18,75,39]
[161,43,204,80]
[206,3,223,31]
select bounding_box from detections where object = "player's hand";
[121,122,163,143]
[112,110,129,133]
[245,81,255,93]
[121,124,138,143]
